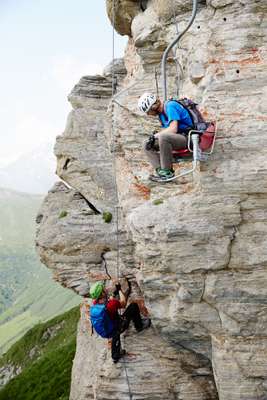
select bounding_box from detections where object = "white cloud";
[0,57,105,165]
[50,55,104,93]
[5,114,60,161]
[0,156,18,168]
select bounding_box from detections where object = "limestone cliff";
[36,0,267,399]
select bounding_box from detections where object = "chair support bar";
[165,133,200,182]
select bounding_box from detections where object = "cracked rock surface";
[36,0,267,399]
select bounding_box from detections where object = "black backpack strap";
[176,100,195,130]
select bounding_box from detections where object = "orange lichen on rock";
[132,179,151,200]
[89,273,110,281]
[209,50,263,67]
[256,115,267,121]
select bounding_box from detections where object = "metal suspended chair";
[160,0,217,182]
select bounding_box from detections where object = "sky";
[0,0,127,167]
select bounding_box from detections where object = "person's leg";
[158,133,187,169]
[143,140,161,169]
[111,330,121,361]
[122,303,143,331]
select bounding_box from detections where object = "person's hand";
[145,134,156,150]
[115,283,121,292]
[152,130,159,139]
[113,282,121,296]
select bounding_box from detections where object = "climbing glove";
[115,283,121,292]
[113,283,121,296]
[145,134,156,151]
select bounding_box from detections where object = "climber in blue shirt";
[138,93,193,182]
[159,100,193,132]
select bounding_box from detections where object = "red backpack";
[166,98,216,151]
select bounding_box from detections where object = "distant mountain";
[0,188,80,354]
[0,143,57,194]
[0,188,43,247]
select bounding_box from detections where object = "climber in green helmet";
[89,280,151,363]
[90,282,104,299]
[138,92,194,182]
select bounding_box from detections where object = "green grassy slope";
[0,306,80,400]
[0,277,80,354]
[0,187,80,354]
[0,187,46,313]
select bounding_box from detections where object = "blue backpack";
[90,303,115,338]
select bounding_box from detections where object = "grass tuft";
[102,211,112,223]
[153,199,164,205]
[59,211,68,219]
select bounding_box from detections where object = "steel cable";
[111,1,132,398]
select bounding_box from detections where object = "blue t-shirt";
[159,100,193,132]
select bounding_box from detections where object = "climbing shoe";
[113,349,126,364]
[149,168,175,182]
[136,318,151,332]
[148,167,160,181]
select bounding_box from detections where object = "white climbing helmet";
[138,92,157,113]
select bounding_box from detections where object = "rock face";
[36,65,127,296]
[36,0,267,399]
[0,364,22,388]
[72,299,217,400]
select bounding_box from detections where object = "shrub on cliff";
[0,306,80,400]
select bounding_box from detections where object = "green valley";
[0,306,80,400]
[0,187,80,354]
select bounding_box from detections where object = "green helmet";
[89,282,104,299]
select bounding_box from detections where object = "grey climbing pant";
[144,132,187,169]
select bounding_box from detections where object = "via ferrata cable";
[111,2,133,398]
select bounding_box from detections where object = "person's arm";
[155,120,178,137]
[113,281,128,308]
[118,289,127,308]
[156,102,182,136]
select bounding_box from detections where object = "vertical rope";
[171,0,180,97]
[111,0,120,280]
[111,2,132,399]
[112,0,116,98]
[172,0,179,35]
[116,205,120,279]
[121,335,133,400]
[154,67,159,97]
